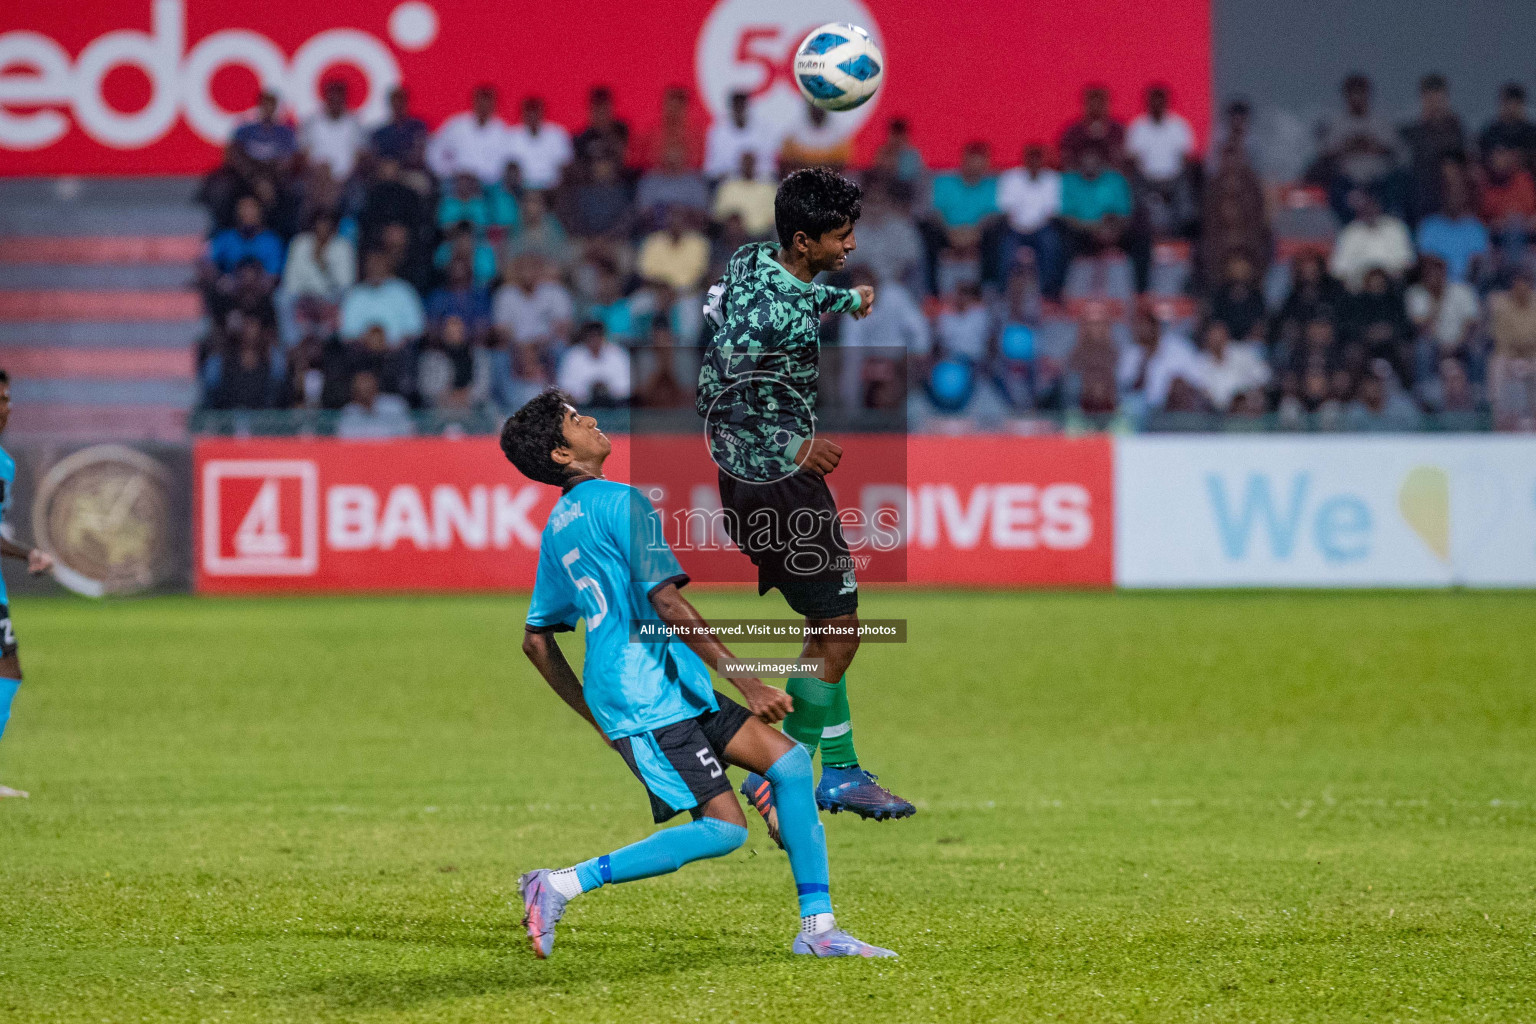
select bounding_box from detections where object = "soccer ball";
[792,23,884,112]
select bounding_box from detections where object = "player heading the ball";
[698,167,916,834]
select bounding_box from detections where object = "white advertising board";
[1115,436,1536,588]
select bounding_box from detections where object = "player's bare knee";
[699,791,748,832]
[759,724,797,763]
[724,716,797,775]
[820,634,859,679]
[805,613,859,678]
[841,627,861,663]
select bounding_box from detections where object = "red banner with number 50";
[2,0,1208,175]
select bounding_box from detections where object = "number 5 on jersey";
[695,747,724,778]
[561,547,608,628]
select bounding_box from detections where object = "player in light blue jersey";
[0,370,57,799]
[503,389,894,960]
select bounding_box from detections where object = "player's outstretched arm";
[522,628,610,744]
[814,282,874,320]
[849,284,875,320]
[648,583,794,724]
[0,536,51,573]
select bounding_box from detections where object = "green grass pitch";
[2,590,1534,1023]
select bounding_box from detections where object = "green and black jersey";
[696,242,862,482]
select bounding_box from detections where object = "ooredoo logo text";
[0,0,439,150]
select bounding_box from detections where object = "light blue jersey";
[0,445,13,603]
[525,479,716,739]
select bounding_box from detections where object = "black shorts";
[0,603,16,659]
[613,692,753,823]
[717,470,859,620]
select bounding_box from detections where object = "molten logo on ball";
[792,22,883,111]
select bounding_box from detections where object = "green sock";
[783,676,838,753]
[819,675,859,769]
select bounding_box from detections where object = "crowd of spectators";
[195,72,1536,435]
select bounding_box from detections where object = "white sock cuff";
[800,912,836,935]
[548,867,585,900]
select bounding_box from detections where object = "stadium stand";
[10,72,1536,438]
[0,178,203,440]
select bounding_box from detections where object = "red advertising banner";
[2,0,1210,176]
[906,436,1113,587]
[193,435,1113,593]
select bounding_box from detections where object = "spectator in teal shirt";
[1061,147,1132,223]
[931,142,999,228]
[435,221,499,288]
[1059,145,1149,292]
[585,259,640,345]
[438,172,491,233]
[927,141,1001,291]
[485,164,522,236]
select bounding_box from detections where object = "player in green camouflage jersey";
[697,168,915,828]
[697,242,862,483]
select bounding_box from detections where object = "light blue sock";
[0,678,18,742]
[573,816,747,892]
[765,745,832,916]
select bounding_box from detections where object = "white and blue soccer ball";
[792,23,884,112]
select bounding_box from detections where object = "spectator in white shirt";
[995,144,1065,298]
[427,84,512,185]
[494,253,575,371]
[1193,318,1271,412]
[1126,84,1198,237]
[1329,189,1415,290]
[829,268,921,411]
[1126,85,1195,184]
[278,209,355,345]
[1117,306,1203,414]
[300,79,367,182]
[704,91,779,181]
[505,95,573,192]
[336,368,415,439]
[339,250,425,349]
[557,321,632,406]
[1405,254,1481,358]
[282,209,356,302]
